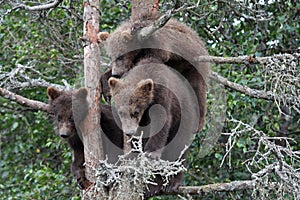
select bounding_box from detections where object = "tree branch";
[196,54,299,64]
[210,71,276,101]
[0,87,50,113]
[0,64,68,91]
[137,9,173,41]
[206,53,299,114]
[137,4,189,41]
[172,180,256,195]
[13,0,63,11]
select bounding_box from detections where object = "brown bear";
[47,87,123,190]
[103,16,210,132]
[108,57,200,197]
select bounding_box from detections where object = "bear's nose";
[60,133,69,139]
[124,130,136,135]
[111,74,120,79]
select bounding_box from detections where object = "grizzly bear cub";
[47,87,123,190]
[108,58,200,196]
[103,16,210,132]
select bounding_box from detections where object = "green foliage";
[1,1,83,198]
[0,100,80,199]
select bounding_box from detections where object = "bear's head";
[111,50,139,77]
[108,77,154,135]
[47,87,88,139]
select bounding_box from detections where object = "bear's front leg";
[100,67,112,102]
[144,123,170,159]
[71,162,92,190]
[71,149,91,190]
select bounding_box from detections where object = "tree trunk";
[81,1,158,199]
[81,0,105,199]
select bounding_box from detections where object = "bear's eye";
[131,111,139,118]
[118,110,125,117]
[69,115,73,122]
[116,55,124,61]
[57,115,62,122]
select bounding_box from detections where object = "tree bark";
[81,0,105,199]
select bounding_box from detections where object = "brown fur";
[47,87,123,190]
[108,58,200,197]
[103,17,209,132]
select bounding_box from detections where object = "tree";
[0,0,299,199]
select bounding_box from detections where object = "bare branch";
[173,180,256,195]
[137,9,173,41]
[210,71,276,101]
[195,54,296,64]
[0,87,50,113]
[206,53,300,115]
[12,0,63,11]
[221,119,300,199]
[136,4,190,40]
[0,64,67,90]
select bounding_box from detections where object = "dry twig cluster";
[83,135,187,200]
[261,53,300,116]
[222,119,300,199]
[0,64,66,90]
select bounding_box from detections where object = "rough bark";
[81,0,105,199]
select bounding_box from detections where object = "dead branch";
[12,0,63,11]
[195,54,297,64]
[173,180,256,195]
[0,87,50,113]
[137,9,173,41]
[86,135,187,199]
[221,119,300,199]
[207,53,300,115]
[210,71,276,101]
[136,4,191,41]
[0,64,67,90]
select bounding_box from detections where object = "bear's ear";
[108,77,122,91]
[136,79,154,94]
[72,87,89,124]
[47,87,61,101]
[74,87,88,100]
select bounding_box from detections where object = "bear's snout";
[59,123,71,139]
[124,130,136,135]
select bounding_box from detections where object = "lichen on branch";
[84,134,187,199]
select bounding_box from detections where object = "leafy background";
[0,0,299,199]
